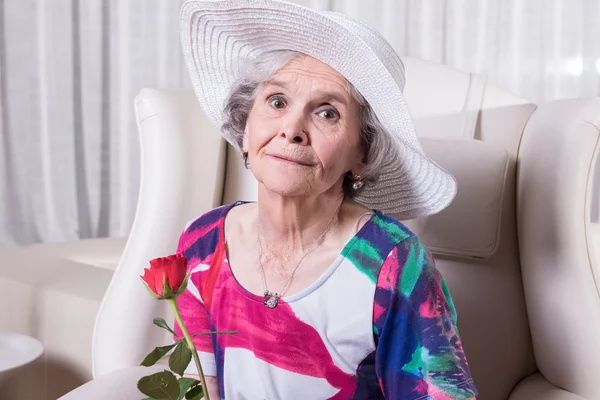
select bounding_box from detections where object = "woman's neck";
[256,188,344,253]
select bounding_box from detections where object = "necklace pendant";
[264,292,279,308]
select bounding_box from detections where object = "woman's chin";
[260,180,315,198]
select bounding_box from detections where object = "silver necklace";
[256,202,342,308]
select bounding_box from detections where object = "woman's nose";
[286,129,308,144]
[280,112,308,144]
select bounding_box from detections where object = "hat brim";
[180,0,457,219]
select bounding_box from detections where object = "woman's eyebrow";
[262,79,288,90]
[317,93,349,107]
[262,79,349,106]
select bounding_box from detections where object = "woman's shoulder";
[363,211,421,248]
[182,202,247,233]
[372,214,434,275]
[177,203,243,257]
[345,211,430,285]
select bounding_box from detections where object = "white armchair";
[2,57,599,400]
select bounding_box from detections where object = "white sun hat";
[180,0,457,220]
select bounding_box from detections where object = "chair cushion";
[403,138,509,259]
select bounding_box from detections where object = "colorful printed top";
[174,202,478,399]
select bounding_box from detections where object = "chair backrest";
[92,89,227,376]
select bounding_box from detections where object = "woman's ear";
[353,143,367,172]
[242,129,249,153]
[351,159,367,177]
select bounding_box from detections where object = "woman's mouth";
[267,154,313,166]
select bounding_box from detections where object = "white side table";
[0,331,44,382]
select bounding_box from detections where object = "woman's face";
[243,55,365,198]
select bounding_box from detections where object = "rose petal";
[149,258,167,297]
[166,255,187,292]
[140,268,158,295]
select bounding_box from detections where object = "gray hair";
[221,50,391,197]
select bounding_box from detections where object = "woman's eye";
[268,96,286,109]
[318,108,338,120]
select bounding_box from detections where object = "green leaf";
[178,377,200,400]
[140,343,177,367]
[163,274,176,299]
[184,384,205,400]
[169,341,192,376]
[174,271,191,297]
[137,370,180,400]
[142,280,163,300]
[154,318,179,337]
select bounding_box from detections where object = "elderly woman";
[175,1,477,399]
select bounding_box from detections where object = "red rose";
[141,254,189,299]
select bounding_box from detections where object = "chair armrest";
[23,237,126,270]
[509,373,588,400]
[92,89,227,377]
[517,97,600,399]
[57,365,164,400]
[0,245,112,299]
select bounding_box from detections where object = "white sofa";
[1,57,599,399]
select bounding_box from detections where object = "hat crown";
[321,11,406,92]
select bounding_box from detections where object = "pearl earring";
[352,174,364,190]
